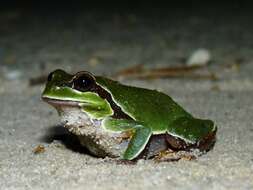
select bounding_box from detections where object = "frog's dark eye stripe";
[72,74,94,92]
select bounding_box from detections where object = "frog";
[42,69,217,161]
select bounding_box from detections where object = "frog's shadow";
[39,125,92,155]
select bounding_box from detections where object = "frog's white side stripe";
[166,122,217,145]
[168,132,195,144]
[152,130,167,135]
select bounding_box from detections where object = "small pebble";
[167,176,172,180]
[88,57,101,67]
[187,48,211,66]
[33,145,46,154]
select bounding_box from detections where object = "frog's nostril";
[47,72,54,82]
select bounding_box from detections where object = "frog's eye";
[72,73,94,92]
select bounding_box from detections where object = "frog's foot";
[154,150,197,162]
[115,159,137,165]
[103,157,137,165]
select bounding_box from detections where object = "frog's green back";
[95,76,192,133]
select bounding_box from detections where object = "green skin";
[42,70,217,160]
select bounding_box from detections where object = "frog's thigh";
[102,117,141,132]
[123,126,152,160]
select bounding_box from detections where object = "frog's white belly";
[57,106,129,157]
[51,105,169,159]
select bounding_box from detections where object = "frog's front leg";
[102,117,152,160]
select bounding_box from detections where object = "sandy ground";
[0,5,253,190]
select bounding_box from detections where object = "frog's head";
[42,69,114,120]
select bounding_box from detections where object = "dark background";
[0,0,252,77]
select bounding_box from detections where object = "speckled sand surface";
[0,5,253,190]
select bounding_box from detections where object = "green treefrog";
[42,70,217,161]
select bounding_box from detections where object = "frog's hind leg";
[165,133,189,150]
[102,117,152,160]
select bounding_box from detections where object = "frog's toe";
[115,131,133,143]
[103,157,137,165]
[115,159,137,165]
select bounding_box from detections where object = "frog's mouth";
[42,97,82,107]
